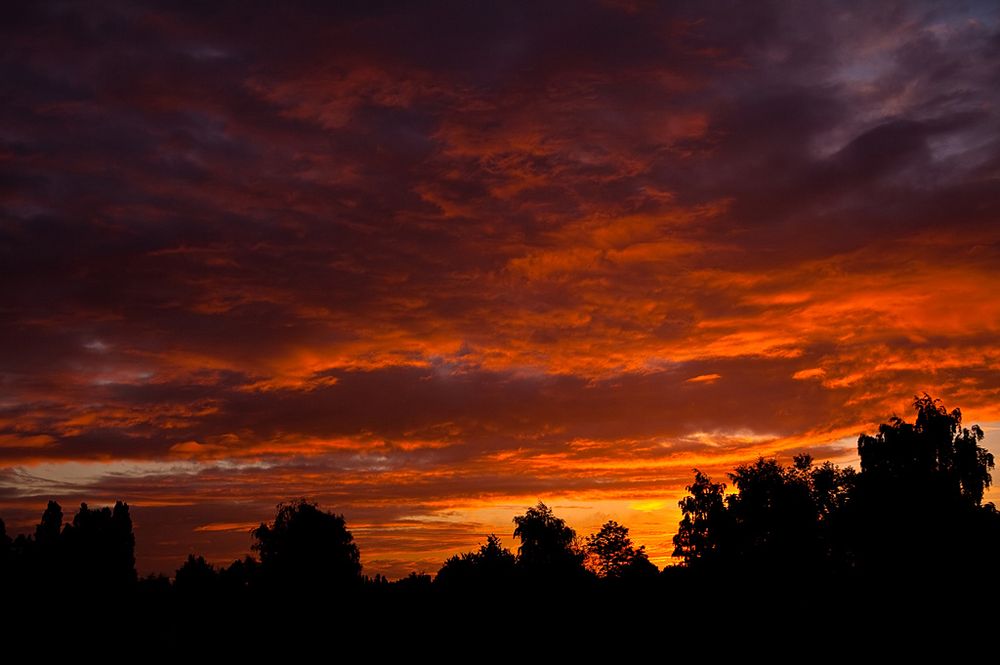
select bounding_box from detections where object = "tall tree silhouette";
[4,500,137,594]
[858,394,993,504]
[673,471,728,568]
[512,502,587,583]
[848,394,998,579]
[62,501,137,591]
[33,500,64,591]
[251,499,362,593]
[36,500,62,546]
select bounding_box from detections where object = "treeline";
[2,395,998,602]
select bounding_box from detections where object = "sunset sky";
[2,1,999,577]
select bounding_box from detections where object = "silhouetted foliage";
[673,454,857,577]
[586,520,657,580]
[1,394,998,615]
[219,556,259,594]
[846,394,998,580]
[435,534,517,591]
[858,394,993,504]
[671,394,999,590]
[393,571,433,592]
[251,499,362,593]
[673,470,728,567]
[365,573,390,589]
[62,501,137,590]
[137,573,172,597]
[726,456,847,575]
[1,499,137,595]
[0,518,9,589]
[512,502,587,583]
[175,554,219,594]
[36,500,62,546]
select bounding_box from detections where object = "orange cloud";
[686,373,721,383]
[2,0,999,578]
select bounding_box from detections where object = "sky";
[2,0,999,578]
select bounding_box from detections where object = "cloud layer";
[2,0,999,576]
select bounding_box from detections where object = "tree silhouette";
[848,394,998,579]
[585,520,657,580]
[251,499,362,593]
[673,456,854,576]
[725,457,822,575]
[799,455,856,520]
[174,554,219,594]
[0,500,137,594]
[673,470,728,567]
[435,534,517,591]
[36,500,62,546]
[670,394,997,589]
[512,502,587,582]
[62,501,137,591]
[858,394,993,505]
[219,556,259,594]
